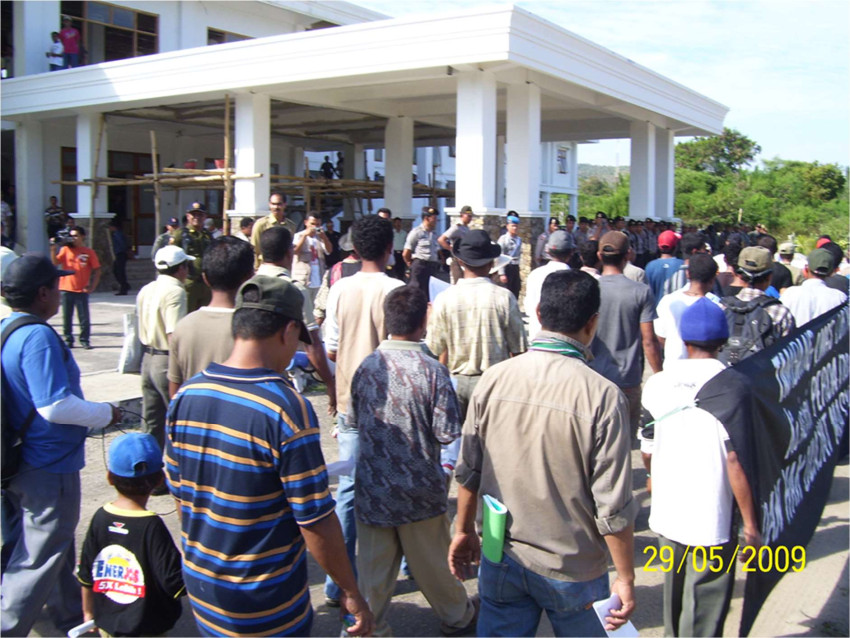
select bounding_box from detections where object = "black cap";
[235,276,312,344]
[2,253,73,296]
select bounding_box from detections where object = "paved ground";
[28,292,850,636]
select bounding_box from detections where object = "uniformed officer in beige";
[250,192,297,267]
[136,245,193,458]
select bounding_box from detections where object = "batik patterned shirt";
[351,340,461,527]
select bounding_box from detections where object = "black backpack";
[719,295,781,366]
[1,315,65,487]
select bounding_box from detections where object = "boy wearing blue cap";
[77,433,184,636]
[640,298,761,637]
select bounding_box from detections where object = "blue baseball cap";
[108,433,163,478]
[680,298,729,343]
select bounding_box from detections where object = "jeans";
[477,553,609,637]
[61,291,90,345]
[324,414,359,601]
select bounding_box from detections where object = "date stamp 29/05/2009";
[642,544,806,574]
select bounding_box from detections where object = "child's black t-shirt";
[78,504,184,636]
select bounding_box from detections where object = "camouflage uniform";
[170,226,212,312]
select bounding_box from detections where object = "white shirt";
[523,261,568,338]
[779,278,847,327]
[48,41,64,65]
[654,290,722,363]
[643,358,734,546]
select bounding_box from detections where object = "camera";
[52,231,75,247]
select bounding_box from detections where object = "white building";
[1,0,727,255]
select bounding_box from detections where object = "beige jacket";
[456,331,637,581]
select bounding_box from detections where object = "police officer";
[170,202,212,312]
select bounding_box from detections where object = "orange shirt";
[56,246,100,292]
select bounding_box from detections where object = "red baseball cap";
[658,230,679,251]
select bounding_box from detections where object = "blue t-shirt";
[646,257,684,309]
[1,312,87,473]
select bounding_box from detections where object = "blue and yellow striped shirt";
[165,363,335,636]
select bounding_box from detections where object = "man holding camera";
[292,213,332,305]
[50,225,101,349]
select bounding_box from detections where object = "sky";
[352,0,849,169]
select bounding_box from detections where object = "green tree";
[675,127,762,176]
[579,176,613,197]
[803,163,846,203]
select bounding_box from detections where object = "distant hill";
[577,164,629,182]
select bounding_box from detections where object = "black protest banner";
[696,303,849,636]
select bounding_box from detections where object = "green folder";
[482,494,508,563]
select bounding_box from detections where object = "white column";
[505,83,542,214]
[291,146,305,177]
[495,135,506,209]
[629,121,656,219]
[655,128,675,220]
[353,144,366,180]
[413,148,427,186]
[384,116,414,219]
[234,93,271,215]
[14,121,45,252]
[14,0,60,77]
[76,113,108,217]
[455,71,497,210]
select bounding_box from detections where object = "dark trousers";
[409,259,437,300]
[61,292,90,345]
[659,535,736,637]
[391,251,407,281]
[113,252,129,294]
[502,263,521,299]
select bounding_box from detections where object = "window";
[373,148,384,162]
[557,148,568,174]
[208,29,251,45]
[60,1,158,65]
[448,145,456,158]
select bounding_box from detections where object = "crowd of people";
[1,195,848,637]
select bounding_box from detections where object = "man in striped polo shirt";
[166,275,373,636]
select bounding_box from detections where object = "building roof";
[1,5,727,146]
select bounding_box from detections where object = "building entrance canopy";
[2,4,727,249]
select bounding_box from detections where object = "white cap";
[154,245,195,271]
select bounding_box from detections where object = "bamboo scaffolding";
[50,94,454,226]
[90,114,105,240]
[53,173,261,187]
[150,130,162,233]
[223,94,233,235]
